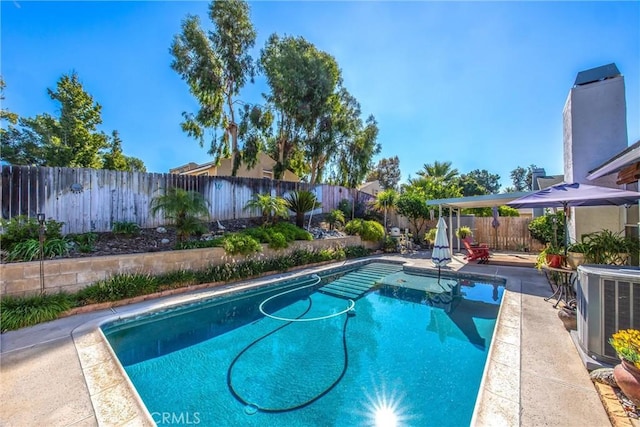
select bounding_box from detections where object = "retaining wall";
[1,236,368,297]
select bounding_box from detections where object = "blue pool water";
[103,262,505,426]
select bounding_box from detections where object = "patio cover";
[426,192,532,254]
[426,192,532,209]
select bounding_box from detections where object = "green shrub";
[242,226,273,244]
[0,215,64,249]
[268,232,288,249]
[6,237,69,262]
[1,293,72,332]
[326,209,345,230]
[175,237,224,250]
[222,233,262,255]
[382,236,398,253]
[156,270,198,289]
[6,239,40,262]
[344,246,371,258]
[345,219,384,242]
[528,211,565,246]
[75,273,158,305]
[69,232,98,253]
[112,221,140,236]
[269,222,312,241]
[44,238,69,258]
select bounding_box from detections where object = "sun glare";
[359,381,411,427]
[374,404,398,427]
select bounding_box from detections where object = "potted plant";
[610,329,640,406]
[535,244,565,269]
[455,226,472,242]
[566,241,589,269]
[424,228,436,249]
[582,229,637,266]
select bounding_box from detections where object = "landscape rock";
[161,238,170,244]
[156,227,167,234]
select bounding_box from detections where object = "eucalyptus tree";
[259,34,340,181]
[509,164,538,192]
[335,115,381,188]
[170,0,256,175]
[366,156,401,190]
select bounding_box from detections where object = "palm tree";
[150,187,209,242]
[372,189,398,232]
[416,161,459,182]
[284,190,321,228]
[244,193,288,225]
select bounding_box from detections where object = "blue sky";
[2,1,639,190]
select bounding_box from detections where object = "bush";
[222,233,262,255]
[0,215,64,249]
[156,270,198,289]
[528,211,565,246]
[112,221,140,236]
[344,246,370,258]
[382,236,398,253]
[269,222,312,241]
[75,273,158,305]
[1,293,72,332]
[68,232,98,253]
[268,232,288,249]
[6,239,40,262]
[175,238,225,250]
[326,210,345,230]
[44,238,69,258]
[344,219,384,242]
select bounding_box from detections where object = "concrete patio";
[0,252,612,426]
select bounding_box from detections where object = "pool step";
[319,263,403,300]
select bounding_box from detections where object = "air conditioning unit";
[576,265,640,365]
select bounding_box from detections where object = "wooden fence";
[1,166,374,234]
[473,217,544,251]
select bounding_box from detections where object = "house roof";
[587,140,640,180]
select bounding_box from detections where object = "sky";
[2,1,639,190]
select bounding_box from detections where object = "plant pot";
[546,254,564,268]
[566,252,585,269]
[614,359,640,406]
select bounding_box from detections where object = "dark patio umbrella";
[507,182,640,251]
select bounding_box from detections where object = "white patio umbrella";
[432,216,452,277]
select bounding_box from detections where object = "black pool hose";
[226,297,351,414]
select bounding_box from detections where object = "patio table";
[541,265,577,308]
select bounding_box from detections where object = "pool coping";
[70,257,520,426]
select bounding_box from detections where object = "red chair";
[463,240,490,263]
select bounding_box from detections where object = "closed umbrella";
[491,206,500,249]
[432,216,451,277]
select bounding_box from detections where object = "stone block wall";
[1,236,364,297]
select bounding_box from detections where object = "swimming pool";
[102,262,505,426]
